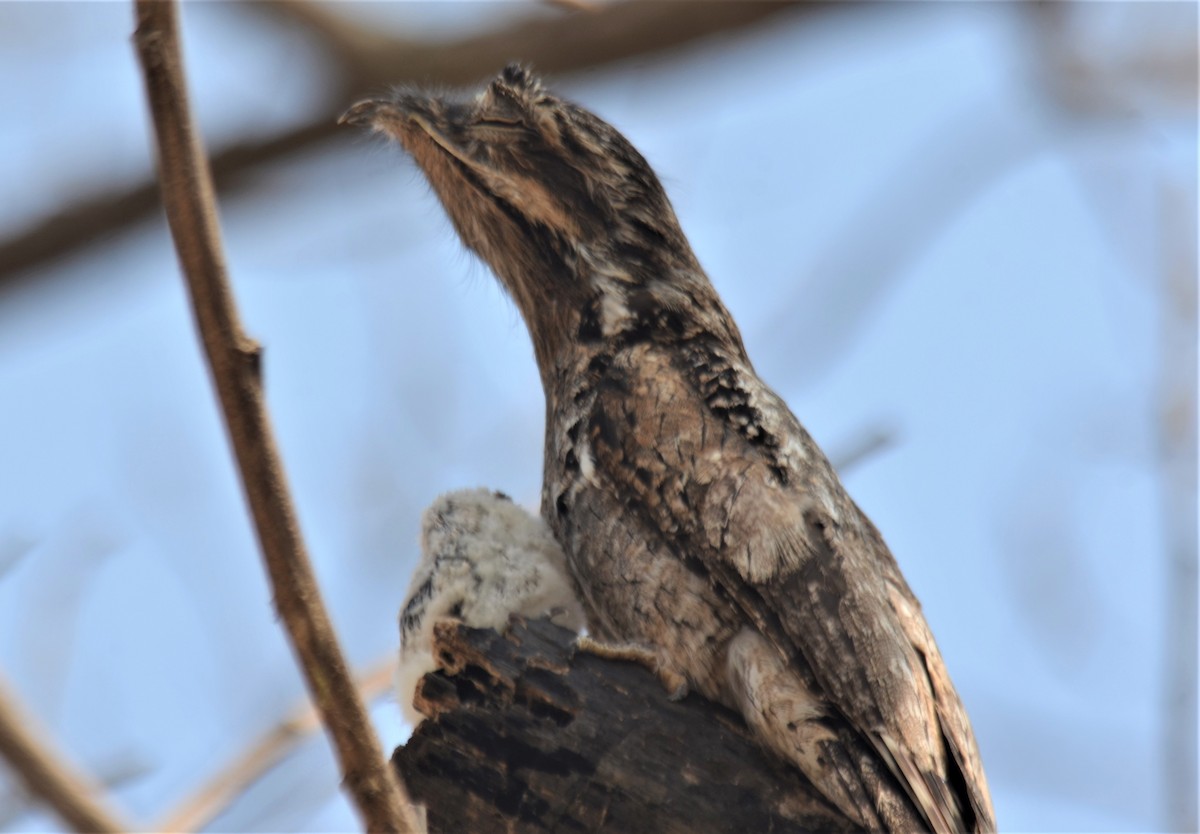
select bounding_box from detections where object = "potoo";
[345,65,995,833]
[397,488,586,726]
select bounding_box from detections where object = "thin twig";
[0,676,128,833]
[248,1,394,77]
[829,425,897,475]
[0,118,336,284]
[761,93,1046,388]
[0,533,35,580]
[271,0,810,85]
[2,0,813,287]
[1027,8,1199,827]
[159,658,398,833]
[131,2,419,831]
[0,752,148,829]
[543,0,599,13]
[1157,179,1198,834]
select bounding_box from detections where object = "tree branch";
[2,0,816,287]
[0,676,128,834]
[1155,177,1198,834]
[131,2,419,830]
[0,117,336,284]
[158,657,398,833]
[396,618,861,833]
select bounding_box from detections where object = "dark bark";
[394,618,861,833]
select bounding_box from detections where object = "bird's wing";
[583,346,994,833]
[748,508,995,834]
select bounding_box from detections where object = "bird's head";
[343,64,743,371]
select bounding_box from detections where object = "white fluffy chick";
[397,488,587,726]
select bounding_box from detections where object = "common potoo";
[397,488,586,726]
[347,66,995,832]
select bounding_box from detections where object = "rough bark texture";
[394,618,860,834]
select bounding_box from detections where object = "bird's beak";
[339,98,390,128]
[340,95,472,174]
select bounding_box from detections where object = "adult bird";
[344,64,995,833]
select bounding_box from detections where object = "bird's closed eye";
[472,116,524,132]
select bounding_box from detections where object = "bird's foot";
[574,636,689,700]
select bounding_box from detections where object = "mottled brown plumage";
[345,64,995,833]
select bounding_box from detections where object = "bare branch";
[0,752,148,829]
[0,676,128,834]
[131,2,419,830]
[0,532,35,580]
[1157,179,1198,834]
[0,118,336,284]
[317,0,814,86]
[829,425,897,475]
[159,658,398,832]
[398,618,859,833]
[760,94,1046,388]
[543,0,599,12]
[247,1,396,76]
[1,0,813,288]
[1024,7,1198,826]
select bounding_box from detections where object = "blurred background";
[0,1,1195,831]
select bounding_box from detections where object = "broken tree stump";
[392,617,861,833]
